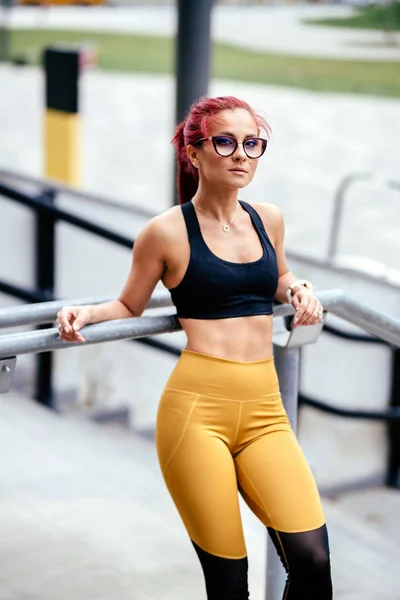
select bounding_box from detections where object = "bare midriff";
[180,314,274,362]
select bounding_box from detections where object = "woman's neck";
[191,184,239,222]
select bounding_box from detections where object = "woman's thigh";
[235,429,325,533]
[156,388,247,559]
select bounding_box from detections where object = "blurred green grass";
[304,2,400,31]
[10,29,400,98]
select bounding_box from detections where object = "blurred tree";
[383,0,399,46]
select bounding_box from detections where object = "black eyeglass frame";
[194,135,268,159]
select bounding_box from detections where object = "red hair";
[171,96,271,205]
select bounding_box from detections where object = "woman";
[57,96,332,599]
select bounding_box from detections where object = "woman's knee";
[269,525,332,597]
[297,544,331,576]
[192,541,250,600]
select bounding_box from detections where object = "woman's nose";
[233,142,247,159]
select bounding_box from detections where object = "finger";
[297,300,318,326]
[74,331,86,342]
[66,310,79,333]
[300,300,319,325]
[57,322,85,342]
[303,303,323,326]
[62,310,81,335]
[302,310,319,326]
[59,330,86,343]
[290,295,301,328]
[291,294,301,311]
[298,307,315,326]
[57,309,74,333]
[293,296,311,327]
[72,313,87,332]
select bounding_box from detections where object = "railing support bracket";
[0,356,16,394]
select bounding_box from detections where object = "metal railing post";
[387,348,400,489]
[35,189,56,407]
[266,345,301,600]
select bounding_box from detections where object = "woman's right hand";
[56,305,91,343]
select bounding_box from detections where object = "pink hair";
[171,96,271,205]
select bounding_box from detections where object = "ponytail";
[172,120,199,205]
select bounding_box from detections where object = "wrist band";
[286,279,314,303]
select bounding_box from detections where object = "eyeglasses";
[195,135,267,159]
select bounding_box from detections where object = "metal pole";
[327,172,370,263]
[0,0,11,63]
[387,348,400,488]
[175,0,214,125]
[266,345,301,600]
[35,189,56,408]
[173,0,214,204]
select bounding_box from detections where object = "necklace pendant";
[223,225,230,233]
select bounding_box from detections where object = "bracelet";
[285,279,314,303]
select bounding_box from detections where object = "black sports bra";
[169,200,278,319]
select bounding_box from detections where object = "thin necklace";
[192,200,239,233]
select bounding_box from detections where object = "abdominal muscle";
[180,314,274,362]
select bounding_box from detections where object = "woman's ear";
[187,145,200,169]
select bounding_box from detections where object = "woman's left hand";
[290,289,323,328]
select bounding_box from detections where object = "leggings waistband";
[165,349,280,401]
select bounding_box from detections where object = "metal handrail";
[0,168,156,219]
[0,314,181,360]
[1,289,400,359]
[0,181,135,249]
[0,291,172,329]
[327,171,400,263]
[322,323,387,345]
[299,393,400,421]
[2,173,400,296]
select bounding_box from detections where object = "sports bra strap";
[182,199,272,250]
[239,200,266,234]
[181,201,202,241]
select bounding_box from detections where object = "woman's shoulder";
[137,205,186,253]
[244,201,285,247]
[246,201,284,227]
[144,205,184,235]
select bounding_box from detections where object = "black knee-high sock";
[192,540,250,600]
[267,524,333,600]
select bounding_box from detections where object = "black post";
[0,0,11,63]
[173,0,214,204]
[35,189,56,408]
[387,349,400,488]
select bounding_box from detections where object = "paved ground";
[3,4,400,61]
[1,392,399,600]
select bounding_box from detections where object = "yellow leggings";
[155,349,326,560]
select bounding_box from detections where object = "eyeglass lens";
[213,135,266,158]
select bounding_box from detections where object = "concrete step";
[0,391,399,599]
[326,487,400,549]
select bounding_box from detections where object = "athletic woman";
[57,96,333,599]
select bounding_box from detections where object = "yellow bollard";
[43,46,81,186]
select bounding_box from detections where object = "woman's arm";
[256,203,323,327]
[57,216,168,341]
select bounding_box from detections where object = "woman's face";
[188,108,263,191]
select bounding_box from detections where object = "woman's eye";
[245,139,257,147]
[218,137,233,145]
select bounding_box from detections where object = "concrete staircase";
[1,391,399,600]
